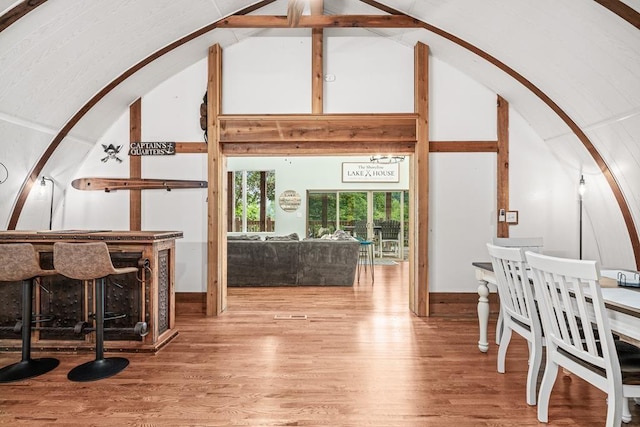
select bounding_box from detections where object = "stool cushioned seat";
[53,242,138,382]
[53,242,138,280]
[0,243,59,383]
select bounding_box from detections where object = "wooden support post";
[311,0,324,114]
[227,172,234,232]
[414,42,429,317]
[260,171,267,231]
[207,44,225,316]
[497,95,509,238]
[129,99,142,231]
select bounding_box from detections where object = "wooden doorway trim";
[206,41,429,316]
[413,42,429,316]
[207,44,225,316]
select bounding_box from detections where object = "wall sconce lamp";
[40,176,54,230]
[370,155,405,164]
[578,175,586,259]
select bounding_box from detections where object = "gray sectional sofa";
[227,234,359,287]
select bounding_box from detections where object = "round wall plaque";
[279,190,301,212]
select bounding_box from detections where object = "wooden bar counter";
[0,230,183,353]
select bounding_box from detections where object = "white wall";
[226,156,410,238]
[61,36,582,294]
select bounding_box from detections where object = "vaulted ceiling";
[1,0,639,263]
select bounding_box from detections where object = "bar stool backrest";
[53,242,119,280]
[0,243,50,282]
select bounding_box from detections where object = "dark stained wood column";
[497,95,509,238]
[129,99,142,231]
[311,0,324,114]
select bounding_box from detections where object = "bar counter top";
[0,230,183,242]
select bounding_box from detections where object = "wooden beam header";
[218,114,418,143]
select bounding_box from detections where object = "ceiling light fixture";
[40,176,54,230]
[370,155,405,164]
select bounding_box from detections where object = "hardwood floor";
[1,262,638,426]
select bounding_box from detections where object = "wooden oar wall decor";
[72,178,207,192]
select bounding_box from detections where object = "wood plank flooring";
[1,262,638,426]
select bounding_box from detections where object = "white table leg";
[478,279,490,352]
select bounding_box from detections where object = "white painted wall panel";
[223,37,312,114]
[429,152,495,292]
[324,36,413,113]
[61,110,131,231]
[0,122,52,229]
[429,58,496,140]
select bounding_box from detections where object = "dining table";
[472,261,640,353]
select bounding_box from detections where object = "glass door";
[373,191,406,259]
[307,192,337,238]
[338,191,368,238]
[307,190,408,260]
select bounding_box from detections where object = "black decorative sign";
[129,142,176,156]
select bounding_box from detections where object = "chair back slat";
[353,220,368,239]
[526,252,618,372]
[487,244,536,327]
[379,220,401,239]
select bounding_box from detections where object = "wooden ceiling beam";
[219,14,420,28]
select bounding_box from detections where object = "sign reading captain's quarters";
[342,162,399,183]
[129,142,176,156]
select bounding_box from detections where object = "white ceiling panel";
[210,0,264,17]
[0,0,220,126]
[0,1,19,15]
[620,0,640,13]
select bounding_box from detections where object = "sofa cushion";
[227,240,298,286]
[265,232,299,241]
[297,240,359,286]
[227,234,262,241]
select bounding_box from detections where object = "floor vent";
[274,314,308,320]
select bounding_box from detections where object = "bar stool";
[53,242,137,382]
[356,238,374,284]
[0,243,59,383]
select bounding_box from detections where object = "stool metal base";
[0,357,60,383]
[67,357,129,382]
[357,241,375,283]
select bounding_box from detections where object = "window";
[229,170,275,232]
[307,192,337,237]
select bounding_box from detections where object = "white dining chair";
[490,237,543,346]
[487,243,543,406]
[526,251,640,425]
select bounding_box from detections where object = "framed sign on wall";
[342,162,400,183]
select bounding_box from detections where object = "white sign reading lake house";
[342,162,399,183]
[129,142,176,156]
